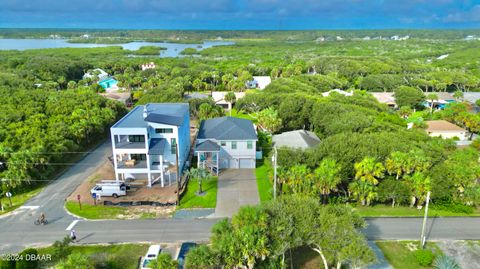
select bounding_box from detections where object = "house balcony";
[117,160,148,169]
[115,141,146,149]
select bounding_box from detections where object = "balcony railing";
[117,160,148,169]
[115,141,146,149]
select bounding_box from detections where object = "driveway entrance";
[210,169,260,218]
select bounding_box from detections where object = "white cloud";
[444,5,480,23]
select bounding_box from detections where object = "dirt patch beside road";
[66,160,178,219]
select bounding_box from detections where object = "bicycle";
[34,218,48,225]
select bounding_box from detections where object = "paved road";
[210,169,259,218]
[1,142,480,255]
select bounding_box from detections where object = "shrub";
[52,236,72,260]
[415,249,435,266]
[433,255,461,269]
[431,200,474,214]
[56,253,91,269]
[15,248,38,269]
[0,259,15,269]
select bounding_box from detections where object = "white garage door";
[239,158,254,168]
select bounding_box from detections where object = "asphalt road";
[0,141,479,254]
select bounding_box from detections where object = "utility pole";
[175,144,180,206]
[420,191,431,248]
[272,147,278,200]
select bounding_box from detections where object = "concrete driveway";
[210,169,260,218]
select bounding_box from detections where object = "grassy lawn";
[35,243,149,269]
[256,162,273,203]
[0,188,43,216]
[65,201,128,219]
[376,241,443,269]
[178,177,218,209]
[355,204,480,217]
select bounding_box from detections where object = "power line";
[3,162,108,166]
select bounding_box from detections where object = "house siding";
[197,139,256,169]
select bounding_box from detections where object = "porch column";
[216,152,219,176]
[197,151,200,168]
[147,154,152,188]
[160,155,164,187]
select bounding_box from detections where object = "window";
[171,138,177,154]
[155,128,173,134]
[130,154,146,161]
[231,141,237,150]
[128,135,145,142]
[247,141,253,149]
[221,141,226,147]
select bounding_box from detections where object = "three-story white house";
[110,103,190,187]
[195,117,257,174]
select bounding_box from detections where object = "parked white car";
[141,245,162,269]
[90,182,127,198]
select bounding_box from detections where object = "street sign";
[77,194,82,210]
[5,192,12,207]
[91,193,97,199]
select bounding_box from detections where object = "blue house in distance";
[110,103,190,187]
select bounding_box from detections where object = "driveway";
[210,169,260,218]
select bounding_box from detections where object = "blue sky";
[1,0,480,29]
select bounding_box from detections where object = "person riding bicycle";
[39,212,46,224]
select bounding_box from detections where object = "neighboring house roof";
[184,92,210,100]
[425,120,466,133]
[148,138,166,155]
[101,92,131,104]
[212,91,246,105]
[435,92,455,101]
[252,76,272,90]
[112,103,189,128]
[463,92,480,103]
[371,92,396,105]
[322,89,353,97]
[195,139,221,152]
[272,130,321,149]
[197,116,257,140]
[83,68,108,80]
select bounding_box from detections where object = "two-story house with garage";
[195,116,257,175]
[110,103,190,187]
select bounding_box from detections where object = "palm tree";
[257,107,282,134]
[405,172,431,209]
[354,157,385,185]
[313,158,342,204]
[224,91,236,116]
[274,166,289,196]
[348,180,377,206]
[285,165,311,194]
[453,90,464,101]
[385,151,408,180]
[426,93,438,114]
[185,168,209,195]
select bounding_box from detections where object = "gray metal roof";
[144,114,184,126]
[463,92,480,103]
[149,138,166,155]
[272,130,320,149]
[197,117,257,141]
[195,140,220,152]
[112,103,189,128]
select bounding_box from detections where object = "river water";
[0,39,234,57]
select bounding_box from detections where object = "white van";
[141,245,162,269]
[90,182,127,198]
